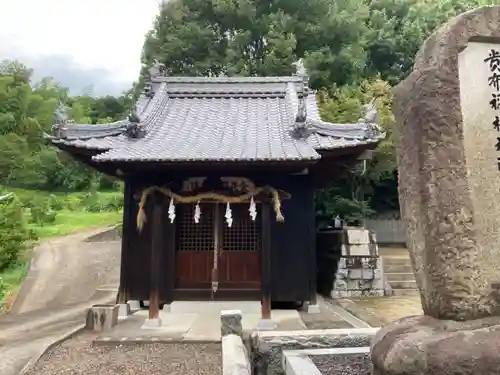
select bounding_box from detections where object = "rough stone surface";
[250,328,377,375]
[371,315,500,375]
[221,310,243,337]
[393,5,500,320]
[332,256,385,298]
[222,334,251,375]
[85,305,119,332]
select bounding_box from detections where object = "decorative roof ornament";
[126,106,147,139]
[51,101,73,138]
[142,60,166,98]
[292,58,307,78]
[128,110,141,123]
[148,59,166,80]
[291,59,310,138]
[359,99,382,139]
[143,82,154,98]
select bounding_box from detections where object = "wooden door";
[174,203,261,294]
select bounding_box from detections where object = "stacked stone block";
[331,228,386,298]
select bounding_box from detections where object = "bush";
[48,194,64,211]
[29,198,57,225]
[98,175,121,190]
[83,191,123,213]
[64,195,82,210]
[0,196,32,271]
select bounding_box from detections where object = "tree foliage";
[0,196,33,271]
[0,59,132,191]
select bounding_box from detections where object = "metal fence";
[364,219,407,245]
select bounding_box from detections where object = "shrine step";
[383,264,414,273]
[392,288,420,296]
[384,272,415,282]
[382,255,418,293]
[388,280,418,290]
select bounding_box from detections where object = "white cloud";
[0,0,160,93]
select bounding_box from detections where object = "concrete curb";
[84,226,122,243]
[334,299,384,328]
[18,324,86,375]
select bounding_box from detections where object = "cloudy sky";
[0,0,161,96]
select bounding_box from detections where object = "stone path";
[0,292,115,375]
[13,228,120,314]
[300,296,365,330]
[337,295,423,326]
[0,228,119,375]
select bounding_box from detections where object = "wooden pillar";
[212,203,221,299]
[116,178,132,304]
[148,192,163,320]
[308,188,318,307]
[164,206,176,306]
[260,202,272,320]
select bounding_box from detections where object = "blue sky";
[0,0,161,96]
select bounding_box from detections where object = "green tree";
[0,195,32,271]
[141,0,370,89]
[0,59,132,191]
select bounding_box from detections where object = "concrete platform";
[94,303,306,343]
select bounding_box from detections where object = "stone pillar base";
[128,300,141,311]
[306,303,320,314]
[257,319,276,331]
[141,318,163,329]
[371,315,500,375]
[118,303,130,318]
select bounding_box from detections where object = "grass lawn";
[0,262,29,312]
[30,210,122,239]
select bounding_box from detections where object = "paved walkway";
[13,229,120,314]
[0,293,115,375]
[337,295,423,326]
[97,301,306,343]
[0,228,119,375]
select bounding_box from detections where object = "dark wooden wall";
[268,174,315,302]
[118,171,315,303]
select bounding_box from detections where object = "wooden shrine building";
[46,65,383,322]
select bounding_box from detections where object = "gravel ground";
[311,353,372,375]
[25,334,222,375]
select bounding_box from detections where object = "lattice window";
[176,203,214,252]
[221,204,261,252]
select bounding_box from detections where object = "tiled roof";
[46,76,384,163]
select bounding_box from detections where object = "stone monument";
[371,6,500,375]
